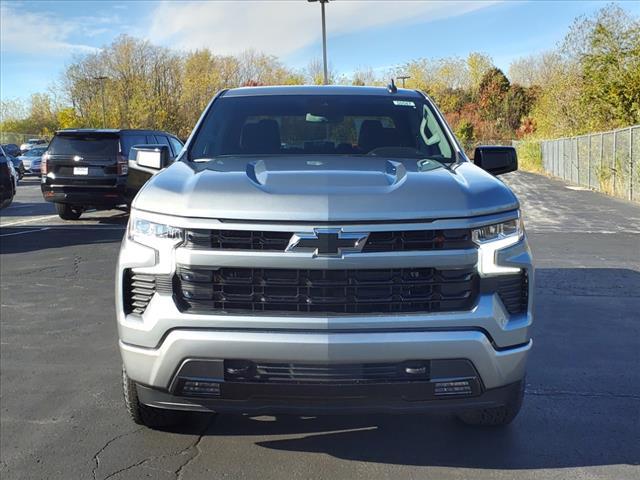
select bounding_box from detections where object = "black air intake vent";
[497,271,529,314]
[225,361,431,384]
[123,270,156,315]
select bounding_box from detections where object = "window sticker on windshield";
[393,100,415,107]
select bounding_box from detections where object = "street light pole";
[93,76,108,128]
[397,75,410,88]
[320,0,328,85]
[309,0,329,85]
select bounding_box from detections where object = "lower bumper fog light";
[434,379,473,396]
[181,379,221,397]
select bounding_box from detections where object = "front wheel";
[0,197,13,209]
[457,381,524,427]
[55,203,82,220]
[122,366,186,429]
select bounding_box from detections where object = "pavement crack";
[73,255,82,277]
[102,457,151,480]
[175,417,215,479]
[100,445,189,480]
[526,387,640,400]
[91,428,144,480]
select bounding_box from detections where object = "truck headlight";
[128,215,183,249]
[472,216,523,245]
[473,214,524,275]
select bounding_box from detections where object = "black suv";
[41,129,183,220]
[1,149,17,209]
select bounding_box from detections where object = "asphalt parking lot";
[1,172,639,480]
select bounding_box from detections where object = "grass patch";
[515,140,544,173]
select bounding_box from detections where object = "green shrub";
[515,140,543,172]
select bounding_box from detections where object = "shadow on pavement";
[0,224,126,254]
[0,201,56,217]
[242,405,638,469]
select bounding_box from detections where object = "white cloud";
[0,4,99,55]
[148,0,499,57]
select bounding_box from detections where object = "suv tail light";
[117,154,128,175]
[41,153,49,175]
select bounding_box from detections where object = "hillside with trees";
[1,4,638,159]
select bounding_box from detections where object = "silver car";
[19,145,47,174]
[117,86,533,429]
[19,138,47,153]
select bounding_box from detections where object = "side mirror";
[473,146,518,176]
[130,145,171,170]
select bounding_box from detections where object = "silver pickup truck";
[117,85,533,429]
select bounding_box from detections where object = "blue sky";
[1,0,638,102]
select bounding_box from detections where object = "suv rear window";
[49,134,119,157]
[121,135,149,159]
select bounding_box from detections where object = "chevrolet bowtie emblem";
[286,229,369,257]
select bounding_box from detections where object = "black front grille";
[362,229,472,252]
[176,266,479,315]
[184,228,473,252]
[225,361,430,384]
[186,229,292,250]
[496,272,529,314]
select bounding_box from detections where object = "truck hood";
[134,156,519,221]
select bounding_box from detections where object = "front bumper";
[121,329,531,393]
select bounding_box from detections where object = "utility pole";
[308,0,329,85]
[94,76,108,128]
[397,75,410,88]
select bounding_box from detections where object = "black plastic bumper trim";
[136,380,523,415]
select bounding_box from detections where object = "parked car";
[41,129,183,220]
[0,147,18,208]
[19,138,47,153]
[8,155,25,179]
[19,145,47,175]
[2,143,21,157]
[117,85,533,429]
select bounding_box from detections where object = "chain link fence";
[538,125,639,203]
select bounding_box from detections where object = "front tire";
[122,366,186,429]
[457,381,524,427]
[0,197,12,209]
[55,203,82,220]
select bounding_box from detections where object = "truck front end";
[117,86,533,428]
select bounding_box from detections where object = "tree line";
[1,4,638,153]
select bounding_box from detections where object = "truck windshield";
[189,94,456,162]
